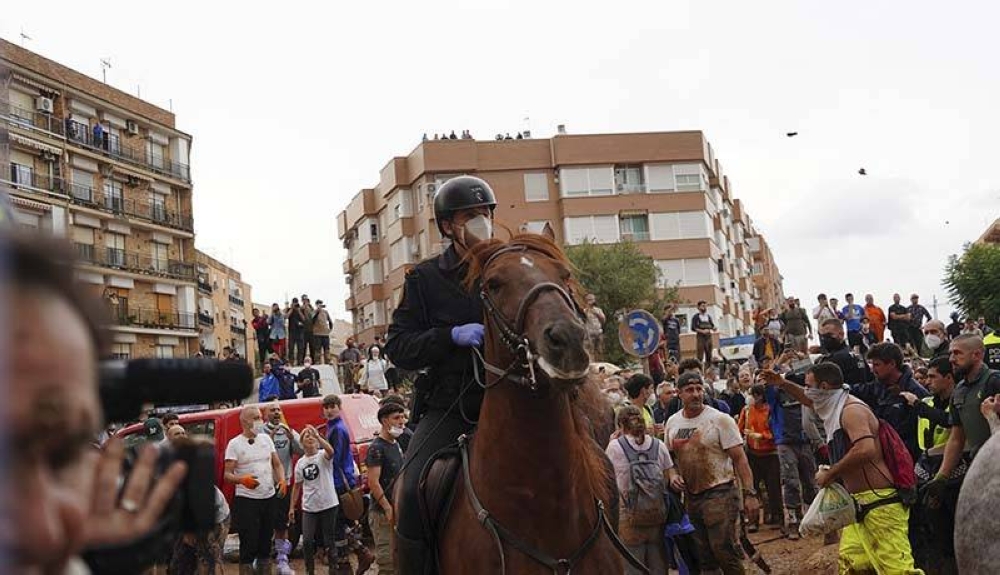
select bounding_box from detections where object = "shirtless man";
[760,363,921,574]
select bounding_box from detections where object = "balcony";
[68,182,194,231]
[615,182,647,194]
[229,295,244,308]
[230,324,246,336]
[197,278,213,293]
[198,312,214,327]
[107,304,196,331]
[620,231,651,242]
[6,163,66,195]
[1,98,65,136]
[75,244,196,281]
[65,119,191,183]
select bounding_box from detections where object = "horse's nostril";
[544,326,566,348]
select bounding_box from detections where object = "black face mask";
[819,334,843,352]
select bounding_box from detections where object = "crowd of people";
[593,290,1000,574]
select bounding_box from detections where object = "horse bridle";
[476,246,586,391]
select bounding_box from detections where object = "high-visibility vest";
[916,396,951,452]
[984,332,1000,371]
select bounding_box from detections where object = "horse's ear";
[540,222,556,241]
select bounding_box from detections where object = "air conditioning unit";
[126,175,140,186]
[344,274,353,284]
[425,183,437,197]
[35,97,54,113]
[126,120,139,135]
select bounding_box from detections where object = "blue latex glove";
[451,323,485,347]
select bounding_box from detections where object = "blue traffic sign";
[618,309,662,358]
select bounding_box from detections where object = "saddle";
[417,444,463,545]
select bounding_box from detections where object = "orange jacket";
[737,402,776,454]
[865,304,886,342]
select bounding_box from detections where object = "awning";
[9,195,51,213]
[12,73,60,96]
[9,133,63,156]
[523,221,549,233]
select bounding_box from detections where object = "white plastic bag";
[800,483,856,537]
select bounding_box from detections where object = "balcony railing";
[6,163,66,195]
[65,119,191,183]
[615,182,647,194]
[108,304,196,330]
[229,295,244,308]
[68,182,194,231]
[75,243,196,280]
[197,279,213,293]
[198,312,214,327]
[230,324,246,336]
[0,98,65,136]
[620,231,651,242]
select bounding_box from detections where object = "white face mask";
[461,214,493,243]
[924,334,943,350]
[389,426,405,438]
[607,392,622,404]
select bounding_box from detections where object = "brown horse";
[436,233,645,575]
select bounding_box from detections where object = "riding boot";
[396,531,432,575]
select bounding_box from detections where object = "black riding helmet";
[433,175,497,237]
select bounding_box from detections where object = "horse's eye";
[486,278,502,292]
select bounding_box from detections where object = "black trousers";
[396,408,476,541]
[233,496,276,564]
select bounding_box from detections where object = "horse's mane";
[463,233,614,504]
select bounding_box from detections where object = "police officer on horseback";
[384,175,496,574]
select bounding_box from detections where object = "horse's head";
[466,233,591,388]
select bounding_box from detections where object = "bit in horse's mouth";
[536,356,590,382]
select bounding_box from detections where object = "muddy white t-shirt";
[665,405,743,494]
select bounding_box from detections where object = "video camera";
[84,359,253,574]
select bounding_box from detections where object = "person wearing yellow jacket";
[901,356,959,574]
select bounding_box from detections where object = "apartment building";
[1,39,197,359]
[747,232,786,313]
[336,130,785,357]
[196,250,254,363]
[976,218,1000,245]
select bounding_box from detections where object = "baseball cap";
[143,417,165,441]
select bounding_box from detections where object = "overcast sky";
[4,0,998,324]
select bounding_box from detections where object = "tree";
[943,242,1000,322]
[565,241,679,366]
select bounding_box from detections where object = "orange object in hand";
[238,475,260,489]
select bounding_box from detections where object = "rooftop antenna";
[19,28,31,47]
[100,58,112,84]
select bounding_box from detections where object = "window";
[151,192,168,222]
[390,189,412,222]
[111,343,131,360]
[648,164,706,192]
[559,167,614,197]
[72,169,95,202]
[614,165,645,193]
[619,214,650,241]
[13,209,41,230]
[648,211,712,241]
[753,262,763,275]
[104,180,124,212]
[361,260,383,286]
[148,142,166,169]
[655,258,717,287]
[370,220,379,240]
[152,242,169,272]
[105,232,126,266]
[523,173,549,202]
[155,345,174,359]
[10,162,34,186]
[564,215,620,244]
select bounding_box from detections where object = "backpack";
[617,436,668,527]
[831,405,917,505]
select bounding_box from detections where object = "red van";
[117,394,382,503]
